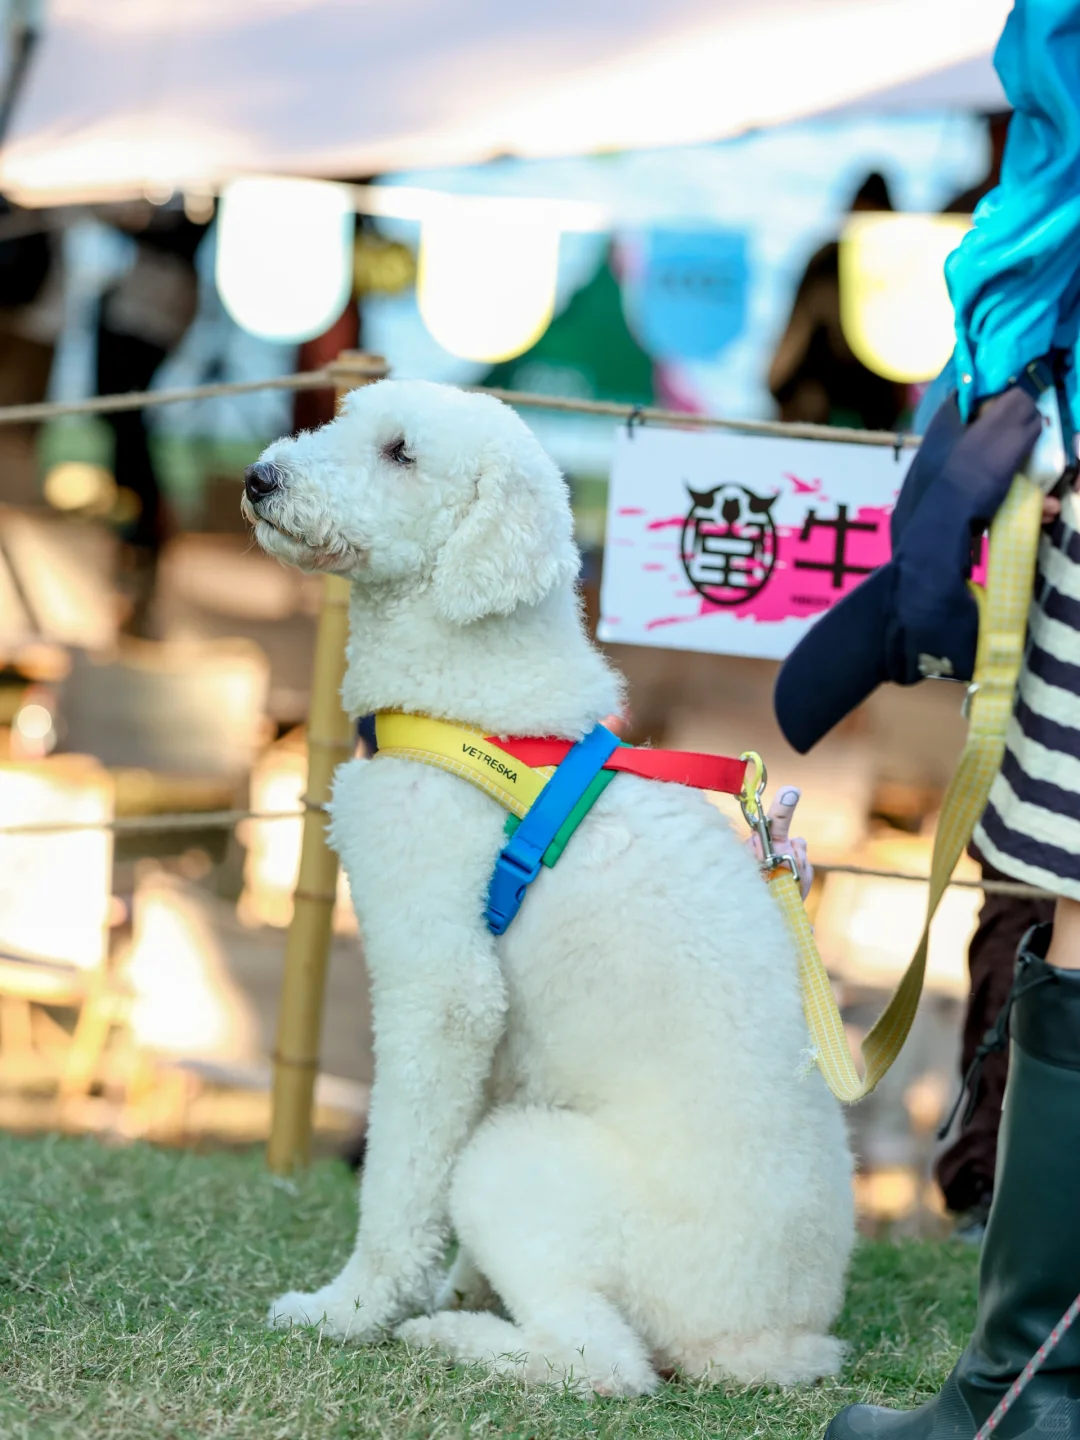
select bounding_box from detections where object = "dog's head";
[242,380,579,624]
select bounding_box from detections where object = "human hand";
[976,393,1072,524]
[746,786,814,899]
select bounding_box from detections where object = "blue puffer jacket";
[946,0,1080,430]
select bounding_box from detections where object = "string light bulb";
[216,176,355,343]
[417,197,560,363]
[839,213,971,384]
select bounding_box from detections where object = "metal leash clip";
[739,750,799,881]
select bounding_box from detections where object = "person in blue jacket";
[822,3,1080,1435]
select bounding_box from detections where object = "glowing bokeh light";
[43,462,116,514]
[839,213,972,384]
[14,703,54,743]
[216,176,355,343]
[417,198,560,363]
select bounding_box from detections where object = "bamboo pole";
[267,350,388,1174]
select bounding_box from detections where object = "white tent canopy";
[0,0,1009,206]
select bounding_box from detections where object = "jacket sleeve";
[946,0,1080,427]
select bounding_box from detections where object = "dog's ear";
[430,435,579,625]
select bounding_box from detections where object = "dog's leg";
[268,912,507,1341]
[676,1331,846,1387]
[434,1247,503,1314]
[398,1306,653,1393]
[397,1311,530,1379]
[433,1105,659,1397]
[399,1279,656,1398]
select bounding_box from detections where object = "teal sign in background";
[624,229,749,362]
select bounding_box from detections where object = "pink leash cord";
[972,1292,1080,1440]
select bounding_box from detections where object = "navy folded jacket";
[774,385,1041,754]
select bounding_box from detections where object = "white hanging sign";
[598,424,915,661]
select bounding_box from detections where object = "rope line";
[0,809,1052,896]
[0,370,340,427]
[0,366,919,449]
[814,863,1052,900]
[474,388,921,449]
[0,808,304,837]
[972,1292,1080,1440]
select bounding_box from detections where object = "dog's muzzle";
[244,461,285,505]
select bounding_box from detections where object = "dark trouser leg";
[934,860,1055,1217]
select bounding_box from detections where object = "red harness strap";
[489,737,747,795]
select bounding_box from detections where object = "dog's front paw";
[267,1283,385,1342]
[396,1315,447,1348]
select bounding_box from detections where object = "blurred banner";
[599,426,914,660]
[622,229,750,362]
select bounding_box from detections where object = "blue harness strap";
[485,723,620,935]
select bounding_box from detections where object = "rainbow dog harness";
[372,711,912,1105]
[373,713,747,934]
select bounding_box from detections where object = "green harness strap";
[502,752,624,867]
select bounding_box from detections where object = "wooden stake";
[267,351,388,1174]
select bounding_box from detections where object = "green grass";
[0,1133,976,1440]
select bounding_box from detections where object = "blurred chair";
[0,506,119,660]
[58,635,272,872]
[59,637,271,780]
[0,754,123,1112]
[0,637,272,1133]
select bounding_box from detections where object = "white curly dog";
[245,379,854,1396]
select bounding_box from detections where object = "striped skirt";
[975,491,1080,901]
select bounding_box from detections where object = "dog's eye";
[381,436,414,467]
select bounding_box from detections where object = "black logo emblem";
[681,483,778,606]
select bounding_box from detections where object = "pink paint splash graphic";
[643,503,894,631]
[784,471,823,497]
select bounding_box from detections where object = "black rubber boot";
[827,923,1080,1440]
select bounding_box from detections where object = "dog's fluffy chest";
[330,754,822,1133]
[329,755,512,942]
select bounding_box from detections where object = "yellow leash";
[758,472,1043,1102]
[375,474,1040,1103]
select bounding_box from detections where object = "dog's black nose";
[244,462,282,502]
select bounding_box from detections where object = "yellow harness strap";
[374,712,552,816]
[374,474,1040,1105]
[767,471,1043,1102]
